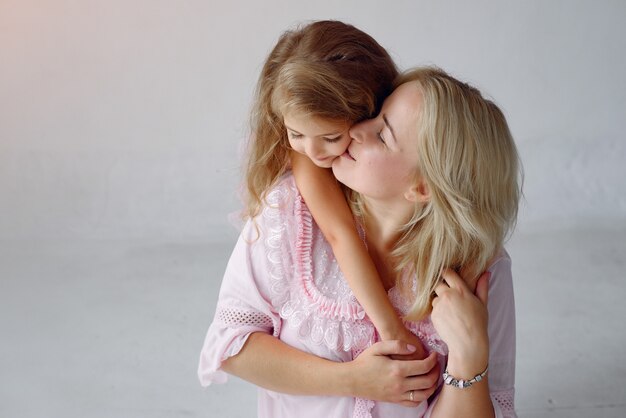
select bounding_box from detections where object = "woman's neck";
[361,197,413,247]
[361,197,414,289]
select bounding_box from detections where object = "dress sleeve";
[197,216,285,387]
[424,252,517,418]
[485,253,517,417]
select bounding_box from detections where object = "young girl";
[243,20,428,359]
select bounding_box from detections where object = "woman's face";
[283,112,351,168]
[332,82,422,201]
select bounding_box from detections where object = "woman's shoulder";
[485,248,515,301]
[487,248,512,272]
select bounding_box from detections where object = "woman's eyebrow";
[382,114,398,143]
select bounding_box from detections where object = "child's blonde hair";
[354,67,522,320]
[243,20,398,219]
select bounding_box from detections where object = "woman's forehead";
[383,82,423,138]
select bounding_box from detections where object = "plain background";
[1,1,625,417]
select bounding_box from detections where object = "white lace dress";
[198,174,517,418]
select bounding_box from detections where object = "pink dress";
[198,174,517,418]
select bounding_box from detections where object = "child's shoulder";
[253,171,305,228]
[265,171,299,207]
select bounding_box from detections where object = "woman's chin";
[331,159,349,186]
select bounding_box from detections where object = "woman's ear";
[404,179,430,203]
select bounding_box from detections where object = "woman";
[199,67,520,418]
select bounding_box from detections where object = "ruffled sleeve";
[197,181,295,387]
[424,251,517,418]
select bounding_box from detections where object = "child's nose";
[305,140,323,158]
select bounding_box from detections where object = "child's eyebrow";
[284,125,300,133]
[382,115,398,144]
[284,125,344,137]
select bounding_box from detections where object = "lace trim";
[388,287,448,356]
[294,195,366,322]
[259,176,445,355]
[215,306,274,329]
[264,185,291,310]
[260,177,374,352]
[353,397,375,418]
[492,389,516,417]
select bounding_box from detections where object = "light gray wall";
[2,0,625,243]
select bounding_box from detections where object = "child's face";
[283,112,351,168]
[332,82,421,201]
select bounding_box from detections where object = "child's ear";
[404,179,430,203]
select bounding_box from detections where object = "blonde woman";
[199,67,520,418]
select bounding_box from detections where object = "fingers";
[433,268,465,299]
[398,357,440,406]
[401,351,438,376]
[399,385,437,407]
[440,268,466,289]
[369,339,418,357]
[434,268,489,303]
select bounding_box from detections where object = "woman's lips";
[341,149,355,161]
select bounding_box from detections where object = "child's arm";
[291,151,425,357]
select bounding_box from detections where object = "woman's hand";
[431,269,490,378]
[387,327,428,361]
[347,340,440,406]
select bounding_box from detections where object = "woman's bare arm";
[429,271,495,418]
[221,331,439,406]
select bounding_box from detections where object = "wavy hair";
[375,67,522,320]
[243,20,398,219]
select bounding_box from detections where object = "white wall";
[1,0,625,243]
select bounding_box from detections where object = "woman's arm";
[428,270,494,418]
[428,257,517,418]
[291,151,424,353]
[222,331,440,406]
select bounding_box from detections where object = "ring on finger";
[409,390,414,402]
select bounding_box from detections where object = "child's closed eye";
[323,135,343,143]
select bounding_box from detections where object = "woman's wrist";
[334,360,358,397]
[445,350,489,380]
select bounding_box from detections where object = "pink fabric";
[198,174,517,418]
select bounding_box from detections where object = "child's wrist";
[377,321,405,341]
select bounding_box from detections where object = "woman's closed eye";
[377,130,386,144]
[288,131,303,140]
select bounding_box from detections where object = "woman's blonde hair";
[380,67,522,320]
[243,20,398,219]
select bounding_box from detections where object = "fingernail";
[407,344,417,352]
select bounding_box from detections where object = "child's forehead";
[283,111,350,132]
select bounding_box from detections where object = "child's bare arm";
[291,151,425,356]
